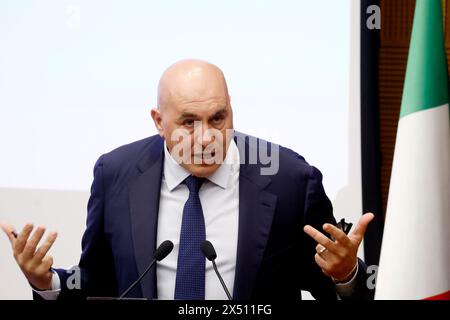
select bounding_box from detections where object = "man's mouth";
[193,152,216,161]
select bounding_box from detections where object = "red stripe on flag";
[423,290,450,300]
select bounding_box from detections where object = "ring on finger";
[318,246,328,255]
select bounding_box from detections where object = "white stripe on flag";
[375,104,450,300]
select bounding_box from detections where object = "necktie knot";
[184,175,205,193]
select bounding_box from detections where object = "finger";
[40,255,54,271]
[0,221,17,245]
[303,225,338,252]
[323,223,351,246]
[314,253,330,275]
[34,232,58,261]
[315,243,342,262]
[22,226,46,259]
[14,223,34,254]
[351,212,375,243]
[316,244,328,255]
[321,269,331,277]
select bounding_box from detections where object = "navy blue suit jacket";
[49,132,372,300]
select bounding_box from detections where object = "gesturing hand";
[303,213,374,282]
[1,222,58,290]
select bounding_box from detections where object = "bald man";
[1,60,374,300]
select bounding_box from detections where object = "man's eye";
[183,119,194,126]
[211,117,223,124]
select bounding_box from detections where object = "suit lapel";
[232,133,278,299]
[129,136,164,299]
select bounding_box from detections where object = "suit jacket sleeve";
[299,166,373,300]
[54,155,118,300]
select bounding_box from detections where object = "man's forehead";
[158,60,229,109]
[171,81,228,101]
[175,104,228,117]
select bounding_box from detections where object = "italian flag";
[375,0,450,300]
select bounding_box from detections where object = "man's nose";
[194,122,215,147]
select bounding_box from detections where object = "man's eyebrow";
[178,112,199,120]
[208,108,227,119]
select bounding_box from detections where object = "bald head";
[157,59,229,110]
[151,59,234,178]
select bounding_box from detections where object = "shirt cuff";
[334,263,358,298]
[32,270,61,300]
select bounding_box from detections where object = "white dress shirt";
[156,140,240,299]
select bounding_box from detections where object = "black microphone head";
[154,240,174,261]
[201,240,217,261]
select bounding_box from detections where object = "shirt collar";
[207,140,239,189]
[163,139,240,191]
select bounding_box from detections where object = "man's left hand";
[303,212,374,282]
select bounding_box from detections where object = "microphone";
[119,240,173,299]
[201,240,232,300]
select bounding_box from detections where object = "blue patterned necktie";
[174,175,206,300]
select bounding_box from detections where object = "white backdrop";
[0,0,361,299]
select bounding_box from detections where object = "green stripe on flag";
[400,0,449,118]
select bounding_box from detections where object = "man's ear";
[151,108,164,137]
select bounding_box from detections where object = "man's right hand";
[0,222,58,291]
